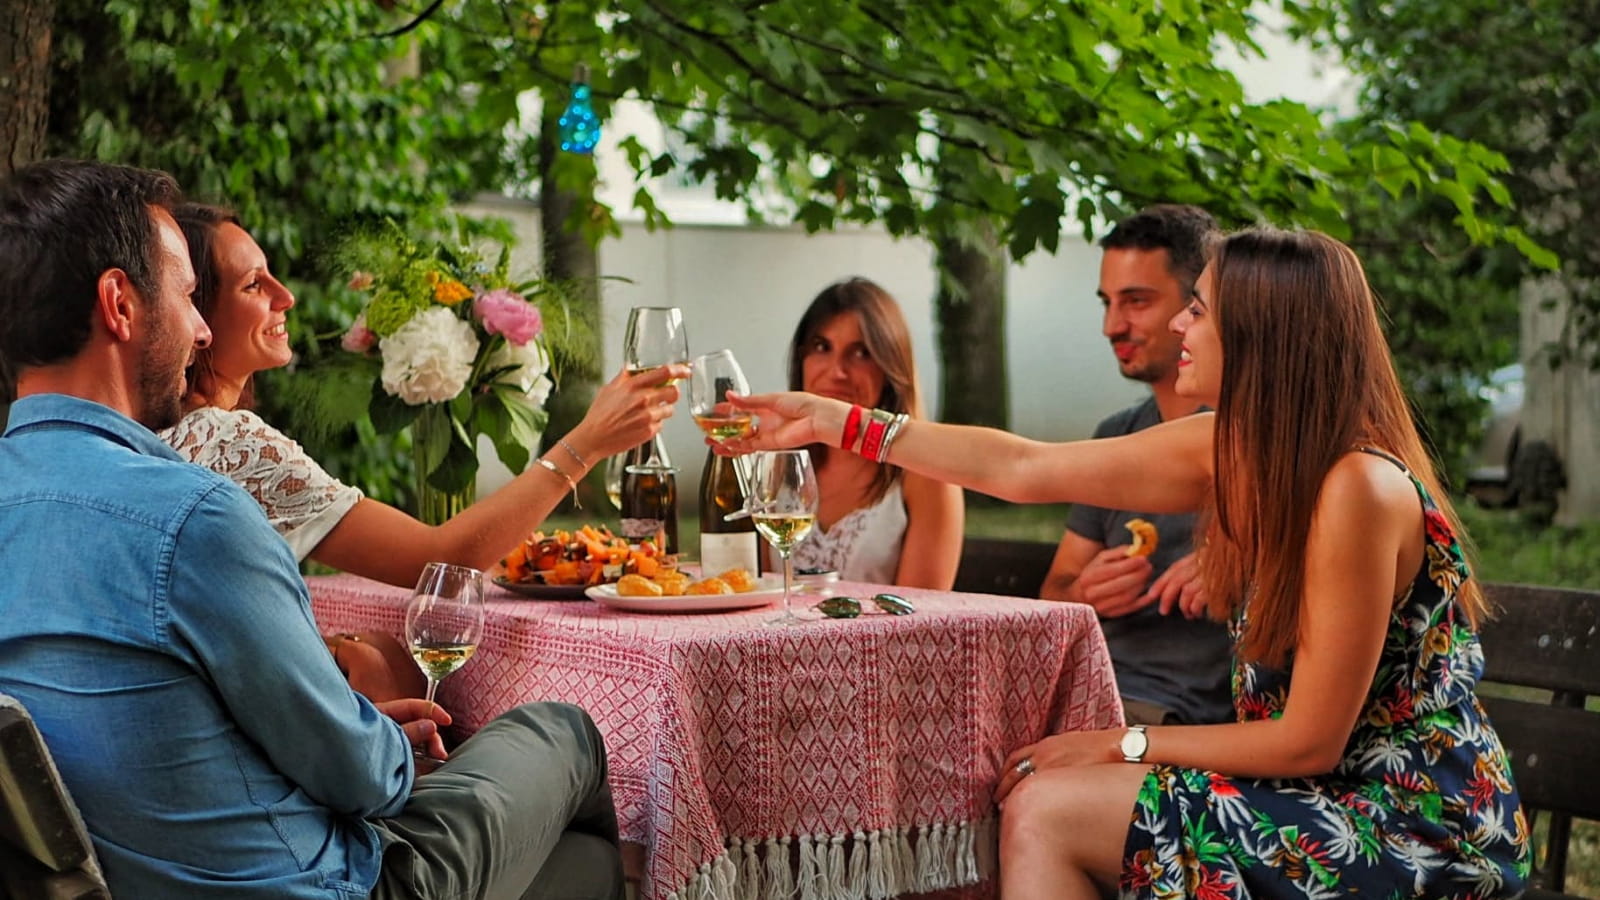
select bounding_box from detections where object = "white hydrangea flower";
[379,307,480,405]
[485,339,550,396]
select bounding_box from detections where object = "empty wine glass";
[404,562,486,715]
[623,306,689,471]
[747,450,820,626]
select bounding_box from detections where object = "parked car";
[1464,363,1524,507]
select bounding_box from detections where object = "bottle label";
[700,532,760,578]
[621,518,666,544]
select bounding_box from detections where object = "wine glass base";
[765,610,807,626]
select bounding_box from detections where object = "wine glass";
[623,306,690,378]
[747,450,820,626]
[623,306,689,470]
[604,453,626,510]
[689,349,755,516]
[404,562,486,715]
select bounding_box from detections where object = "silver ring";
[1014,758,1035,777]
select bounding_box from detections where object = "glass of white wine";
[404,562,486,715]
[623,306,690,471]
[747,450,819,626]
[604,453,627,511]
[689,349,755,517]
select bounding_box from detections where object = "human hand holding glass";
[747,450,819,626]
[404,562,485,717]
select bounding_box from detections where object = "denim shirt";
[0,395,412,899]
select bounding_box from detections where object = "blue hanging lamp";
[558,64,601,154]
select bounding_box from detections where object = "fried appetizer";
[1125,518,1159,558]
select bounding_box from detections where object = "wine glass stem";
[781,550,794,619]
[423,677,440,716]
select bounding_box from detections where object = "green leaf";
[370,382,420,436]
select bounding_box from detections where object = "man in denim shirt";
[0,160,623,898]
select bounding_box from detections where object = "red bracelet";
[840,405,865,450]
[858,411,891,460]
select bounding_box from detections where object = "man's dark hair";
[0,159,182,376]
[1099,204,1221,290]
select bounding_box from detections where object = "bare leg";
[999,763,1149,900]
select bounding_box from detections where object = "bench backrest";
[0,694,110,900]
[1477,582,1600,898]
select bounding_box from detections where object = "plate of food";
[490,577,591,600]
[494,524,673,600]
[586,569,783,613]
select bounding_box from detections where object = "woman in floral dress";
[725,228,1530,899]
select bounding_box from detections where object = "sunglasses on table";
[814,593,915,619]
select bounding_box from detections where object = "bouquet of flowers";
[335,220,588,520]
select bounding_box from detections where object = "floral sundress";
[1120,449,1530,899]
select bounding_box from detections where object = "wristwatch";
[1120,725,1149,763]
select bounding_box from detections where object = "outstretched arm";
[313,364,687,587]
[727,390,1215,514]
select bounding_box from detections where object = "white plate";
[586,575,785,613]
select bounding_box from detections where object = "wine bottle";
[619,436,679,554]
[699,448,760,577]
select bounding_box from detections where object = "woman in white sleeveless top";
[159,204,684,589]
[786,279,963,588]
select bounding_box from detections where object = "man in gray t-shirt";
[1040,205,1232,725]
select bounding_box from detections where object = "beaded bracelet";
[840,405,866,451]
[556,437,589,470]
[537,456,582,509]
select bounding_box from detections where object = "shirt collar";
[4,394,185,462]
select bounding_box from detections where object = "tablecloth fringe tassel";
[666,818,995,900]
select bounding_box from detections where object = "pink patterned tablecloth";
[308,575,1122,900]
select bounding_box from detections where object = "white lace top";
[791,480,907,585]
[160,407,363,562]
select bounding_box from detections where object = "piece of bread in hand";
[1125,518,1159,558]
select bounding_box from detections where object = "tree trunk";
[1,0,52,176]
[933,218,1009,429]
[538,102,604,507]
[1520,275,1600,524]
[0,0,53,427]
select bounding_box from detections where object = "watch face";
[1121,727,1149,760]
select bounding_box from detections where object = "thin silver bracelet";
[537,456,582,509]
[556,437,589,471]
[876,413,910,463]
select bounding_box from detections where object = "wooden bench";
[0,694,110,900]
[1477,583,1600,900]
[953,539,1600,897]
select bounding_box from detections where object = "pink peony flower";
[347,271,374,291]
[473,289,544,346]
[341,313,377,353]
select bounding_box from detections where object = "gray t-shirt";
[1064,397,1233,724]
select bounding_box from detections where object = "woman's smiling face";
[204,223,296,380]
[1170,263,1222,407]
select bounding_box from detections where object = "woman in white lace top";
[785,279,963,588]
[160,204,686,590]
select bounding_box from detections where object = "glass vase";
[412,431,475,526]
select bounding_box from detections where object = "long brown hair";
[787,277,923,504]
[171,203,250,409]
[1200,229,1486,667]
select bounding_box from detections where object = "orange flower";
[433,278,473,305]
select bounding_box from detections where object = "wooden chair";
[1478,582,1600,900]
[0,694,110,900]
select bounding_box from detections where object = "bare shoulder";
[1317,451,1421,525]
